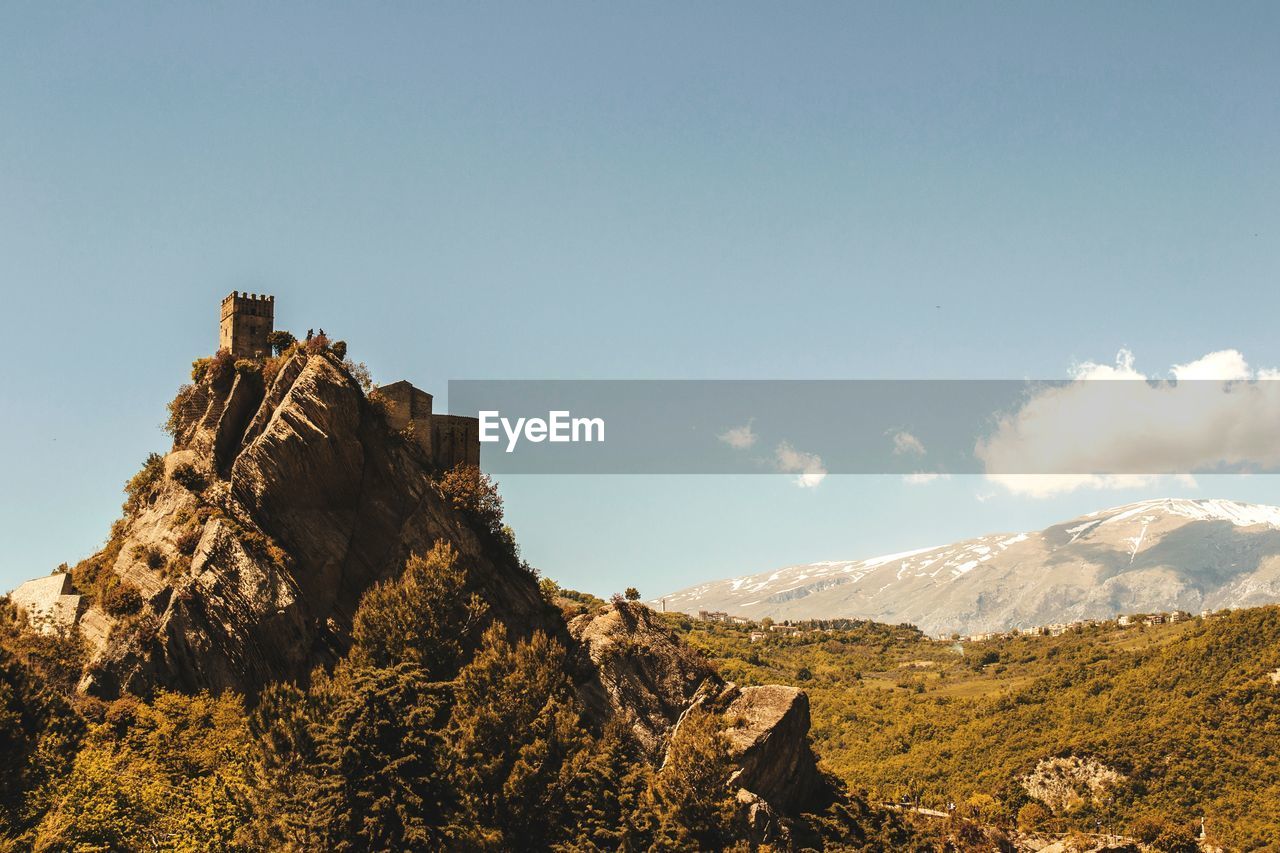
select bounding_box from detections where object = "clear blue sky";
[2,3,1278,596]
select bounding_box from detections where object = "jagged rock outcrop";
[73,350,561,696]
[568,601,722,755]
[570,601,833,819]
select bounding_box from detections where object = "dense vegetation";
[672,608,1280,850]
[0,546,915,851]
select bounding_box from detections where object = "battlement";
[220,291,275,358]
[221,291,275,317]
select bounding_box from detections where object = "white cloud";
[1070,348,1145,380]
[718,420,757,450]
[983,474,1200,499]
[983,474,1178,499]
[903,472,949,485]
[891,430,927,456]
[774,441,827,488]
[1172,350,1251,381]
[979,349,1280,498]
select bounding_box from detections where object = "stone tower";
[219,292,275,358]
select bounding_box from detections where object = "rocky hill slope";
[8,344,839,839]
[61,348,556,697]
[660,499,1280,635]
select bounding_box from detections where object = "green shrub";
[438,464,504,535]
[164,383,201,438]
[101,580,143,617]
[174,524,202,556]
[342,358,372,392]
[192,349,235,387]
[170,463,207,493]
[132,544,165,571]
[122,454,165,516]
[267,330,296,357]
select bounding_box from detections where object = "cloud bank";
[979,349,1280,497]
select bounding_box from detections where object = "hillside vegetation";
[0,554,915,851]
[0,347,917,852]
[671,608,1280,850]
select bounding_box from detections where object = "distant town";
[686,606,1225,644]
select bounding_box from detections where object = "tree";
[310,665,452,852]
[1017,801,1051,832]
[963,793,1001,824]
[267,330,296,357]
[624,587,641,601]
[0,644,82,838]
[34,692,255,852]
[438,465,504,535]
[1129,815,1200,853]
[445,625,594,849]
[556,718,655,850]
[350,541,487,678]
[648,706,737,850]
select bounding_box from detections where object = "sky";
[2,3,1279,597]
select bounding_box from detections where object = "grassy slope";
[665,608,1280,851]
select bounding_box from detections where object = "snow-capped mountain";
[657,499,1280,636]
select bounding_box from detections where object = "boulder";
[722,684,826,813]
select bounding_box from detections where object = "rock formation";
[569,601,833,823]
[65,349,560,697]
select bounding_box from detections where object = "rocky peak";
[71,349,558,697]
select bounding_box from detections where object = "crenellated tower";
[219,291,275,358]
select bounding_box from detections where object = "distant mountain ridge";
[658,498,1280,635]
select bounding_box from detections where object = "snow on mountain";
[656,499,1280,636]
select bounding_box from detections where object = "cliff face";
[77,351,557,697]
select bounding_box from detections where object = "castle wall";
[378,381,434,432]
[220,292,275,358]
[376,380,479,470]
[431,414,481,469]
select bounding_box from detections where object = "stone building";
[220,291,275,358]
[9,573,83,635]
[378,379,481,470]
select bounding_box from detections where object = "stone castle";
[219,292,479,470]
[220,291,274,358]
